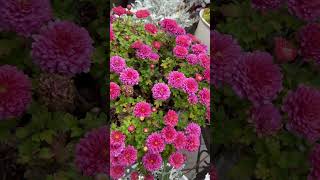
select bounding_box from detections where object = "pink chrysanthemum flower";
[131,40,144,49]
[110,56,126,74]
[110,165,125,179]
[182,78,199,94]
[135,9,150,18]
[167,71,186,89]
[133,102,152,118]
[146,133,165,153]
[176,35,192,47]
[185,123,201,137]
[75,127,108,176]
[0,0,52,37]
[188,94,198,105]
[110,143,125,157]
[198,88,210,107]
[250,104,282,136]
[169,152,185,169]
[282,85,320,142]
[142,153,163,172]
[203,68,210,83]
[152,41,162,50]
[160,18,178,35]
[145,23,158,34]
[110,154,121,165]
[186,54,199,65]
[232,51,283,106]
[119,145,138,166]
[152,83,171,100]
[251,0,283,10]
[136,44,152,59]
[192,44,207,54]
[119,68,140,86]
[110,130,126,146]
[173,45,189,59]
[112,6,126,16]
[110,82,121,100]
[198,53,210,69]
[32,21,94,76]
[149,53,160,62]
[185,134,200,152]
[0,65,32,120]
[174,26,186,36]
[308,144,320,180]
[298,23,320,64]
[173,131,187,150]
[161,126,177,143]
[164,110,179,127]
[288,0,320,22]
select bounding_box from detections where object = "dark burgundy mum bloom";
[288,0,320,22]
[251,0,283,10]
[283,85,320,142]
[212,31,242,86]
[0,0,52,37]
[250,104,282,136]
[298,23,320,65]
[32,21,94,76]
[308,144,320,180]
[0,65,32,120]
[232,51,283,106]
[75,127,108,176]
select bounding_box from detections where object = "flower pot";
[194,9,210,52]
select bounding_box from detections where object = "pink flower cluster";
[160,18,186,36]
[110,130,138,179]
[132,41,160,61]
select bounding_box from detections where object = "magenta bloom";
[198,88,210,107]
[161,126,177,143]
[251,0,283,10]
[110,165,125,179]
[133,102,152,118]
[0,0,52,37]
[182,78,199,94]
[185,134,200,152]
[110,130,126,146]
[0,65,32,120]
[160,18,178,35]
[198,53,210,69]
[192,44,207,54]
[149,53,160,62]
[169,152,185,169]
[110,56,127,74]
[136,44,152,59]
[152,41,162,50]
[110,143,125,157]
[175,26,186,36]
[119,145,137,166]
[110,82,121,100]
[120,68,140,85]
[232,51,283,106]
[203,68,210,83]
[186,54,199,65]
[145,23,158,34]
[309,144,320,180]
[188,93,198,105]
[152,83,171,100]
[131,40,144,49]
[173,45,188,59]
[164,110,179,127]
[146,133,165,153]
[283,85,320,142]
[173,132,187,150]
[212,31,242,86]
[32,21,94,76]
[142,153,163,172]
[135,9,150,18]
[167,71,186,89]
[75,127,108,176]
[185,123,201,137]
[112,6,126,16]
[176,35,192,47]
[131,172,139,180]
[288,0,320,22]
[298,23,320,64]
[250,104,282,136]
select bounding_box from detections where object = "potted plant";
[195,8,210,52]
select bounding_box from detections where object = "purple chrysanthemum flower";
[250,104,282,136]
[191,44,207,54]
[198,53,210,69]
[298,23,320,64]
[232,51,283,106]
[32,21,94,76]
[161,126,177,144]
[188,93,198,105]
[149,53,160,62]
[288,0,320,22]
[173,131,187,150]
[119,68,140,86]
[185,134,200,152]
[169,152,185,169]
[308,144,320,180]
[282,85,320,142]
[110,56,127,74]
[182,78,199,94]
[118,145,138,166]
[212,31,242,86]
[75,127,108,176]
[173,45,188,59]
[146,133,165,153]
[152,83,171,100]
[0,0,52,37]
[186,54,199,65]
[0,65,32,120]
[167,71,186,89]
[251,0,283,10]
[185,123,201,137]
[174,26,186,36]
[142,153,163,172]
[136,44,152,59]
[110,143,125,157]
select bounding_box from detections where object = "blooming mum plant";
[110,5,210,179]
